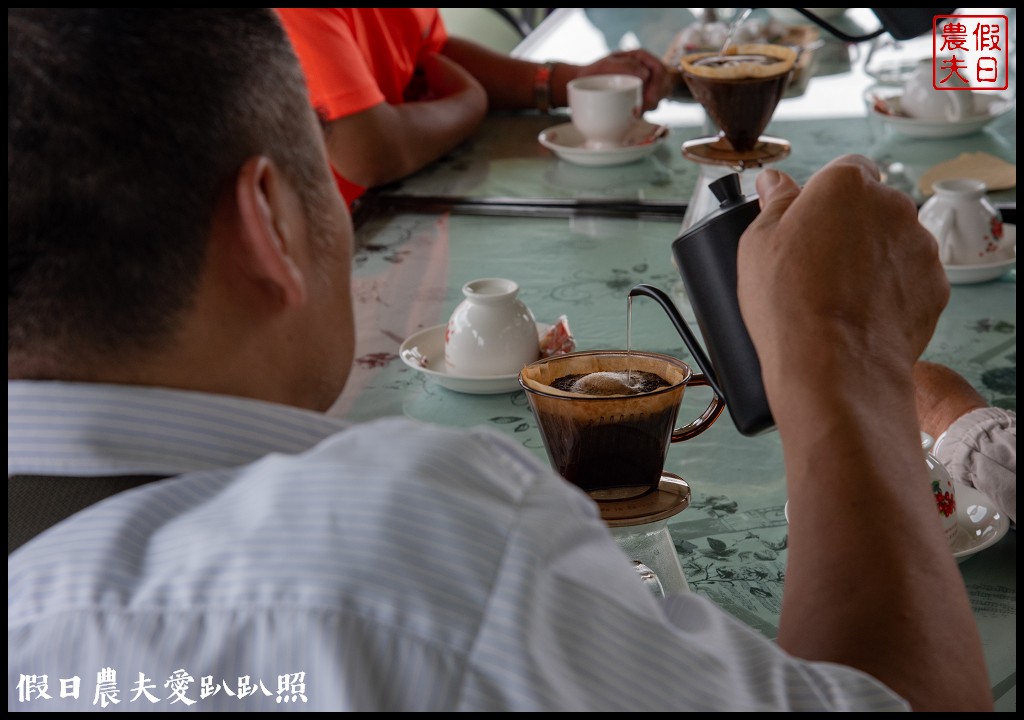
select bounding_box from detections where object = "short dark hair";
[8,8,325,369]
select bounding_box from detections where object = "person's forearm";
[440,37,544,110]
[771,358,991,711]
[913,360,988,440]
[441,37,668,112]
[325,91,486,189]
[380,96,486,179]
[738,158,990,709]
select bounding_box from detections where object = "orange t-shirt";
[276,8,448,207]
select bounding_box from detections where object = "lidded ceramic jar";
[444,278,540,377]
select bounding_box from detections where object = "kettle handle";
[628,283,726,401]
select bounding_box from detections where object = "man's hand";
[738,155,949,399]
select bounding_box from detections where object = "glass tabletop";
[343,11,1016,708]
[334,208,1016,710]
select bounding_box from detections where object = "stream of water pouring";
[719,7,754,56]
[626,295,633,386]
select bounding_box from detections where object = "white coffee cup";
[918,178,1010,266]
[900,57,974,122]
[444,278,540,377]
[567,74,643,149]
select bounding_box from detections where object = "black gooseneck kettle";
[630,172,773,437]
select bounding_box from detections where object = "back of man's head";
[8,9,323,377]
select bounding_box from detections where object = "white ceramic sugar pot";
[444,278,540,377]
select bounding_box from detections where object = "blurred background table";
[342,8,1016,711]
[358,7,1016,222]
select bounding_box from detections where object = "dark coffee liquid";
[551,370,670,396]
[539,406,677,499]
[539,369,675,499]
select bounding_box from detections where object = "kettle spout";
[628,284,725,400]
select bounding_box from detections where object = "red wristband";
[534,61,555,113]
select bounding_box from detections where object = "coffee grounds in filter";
[551,370,671,396]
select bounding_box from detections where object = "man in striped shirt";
[8,8,990,712]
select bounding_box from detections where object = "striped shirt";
[8,381,908,711]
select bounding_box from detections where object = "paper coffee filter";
[918,152,1017,196]
[520,351,688,398]
[679,43,797,79]
[520,373,577,397]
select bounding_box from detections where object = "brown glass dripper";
[679,43,797,160]
[518,350,724,502]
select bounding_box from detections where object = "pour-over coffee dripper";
[518,350,726,597]
[676,43,797,235]
[679,43,797,169]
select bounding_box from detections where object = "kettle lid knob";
[709,173,745,208]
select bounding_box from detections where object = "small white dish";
[400,322,551,394]
[943,224,1015,285]
[538,120,668,167]
[951,485,1011,563]
[783,484,1010,564]
[868,91,1014,139]
[944,255,1016,284]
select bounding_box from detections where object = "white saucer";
[399,322,550,394]
[868,91,1014,139]
[943,225,1015,285]
[538,120,668,167]
[783,484,1010,564]
[951,485,1011,562]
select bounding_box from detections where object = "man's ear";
[233,156,308,308]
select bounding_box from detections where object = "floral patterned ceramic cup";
[922,432,959,547]
[918,178,1010,266]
